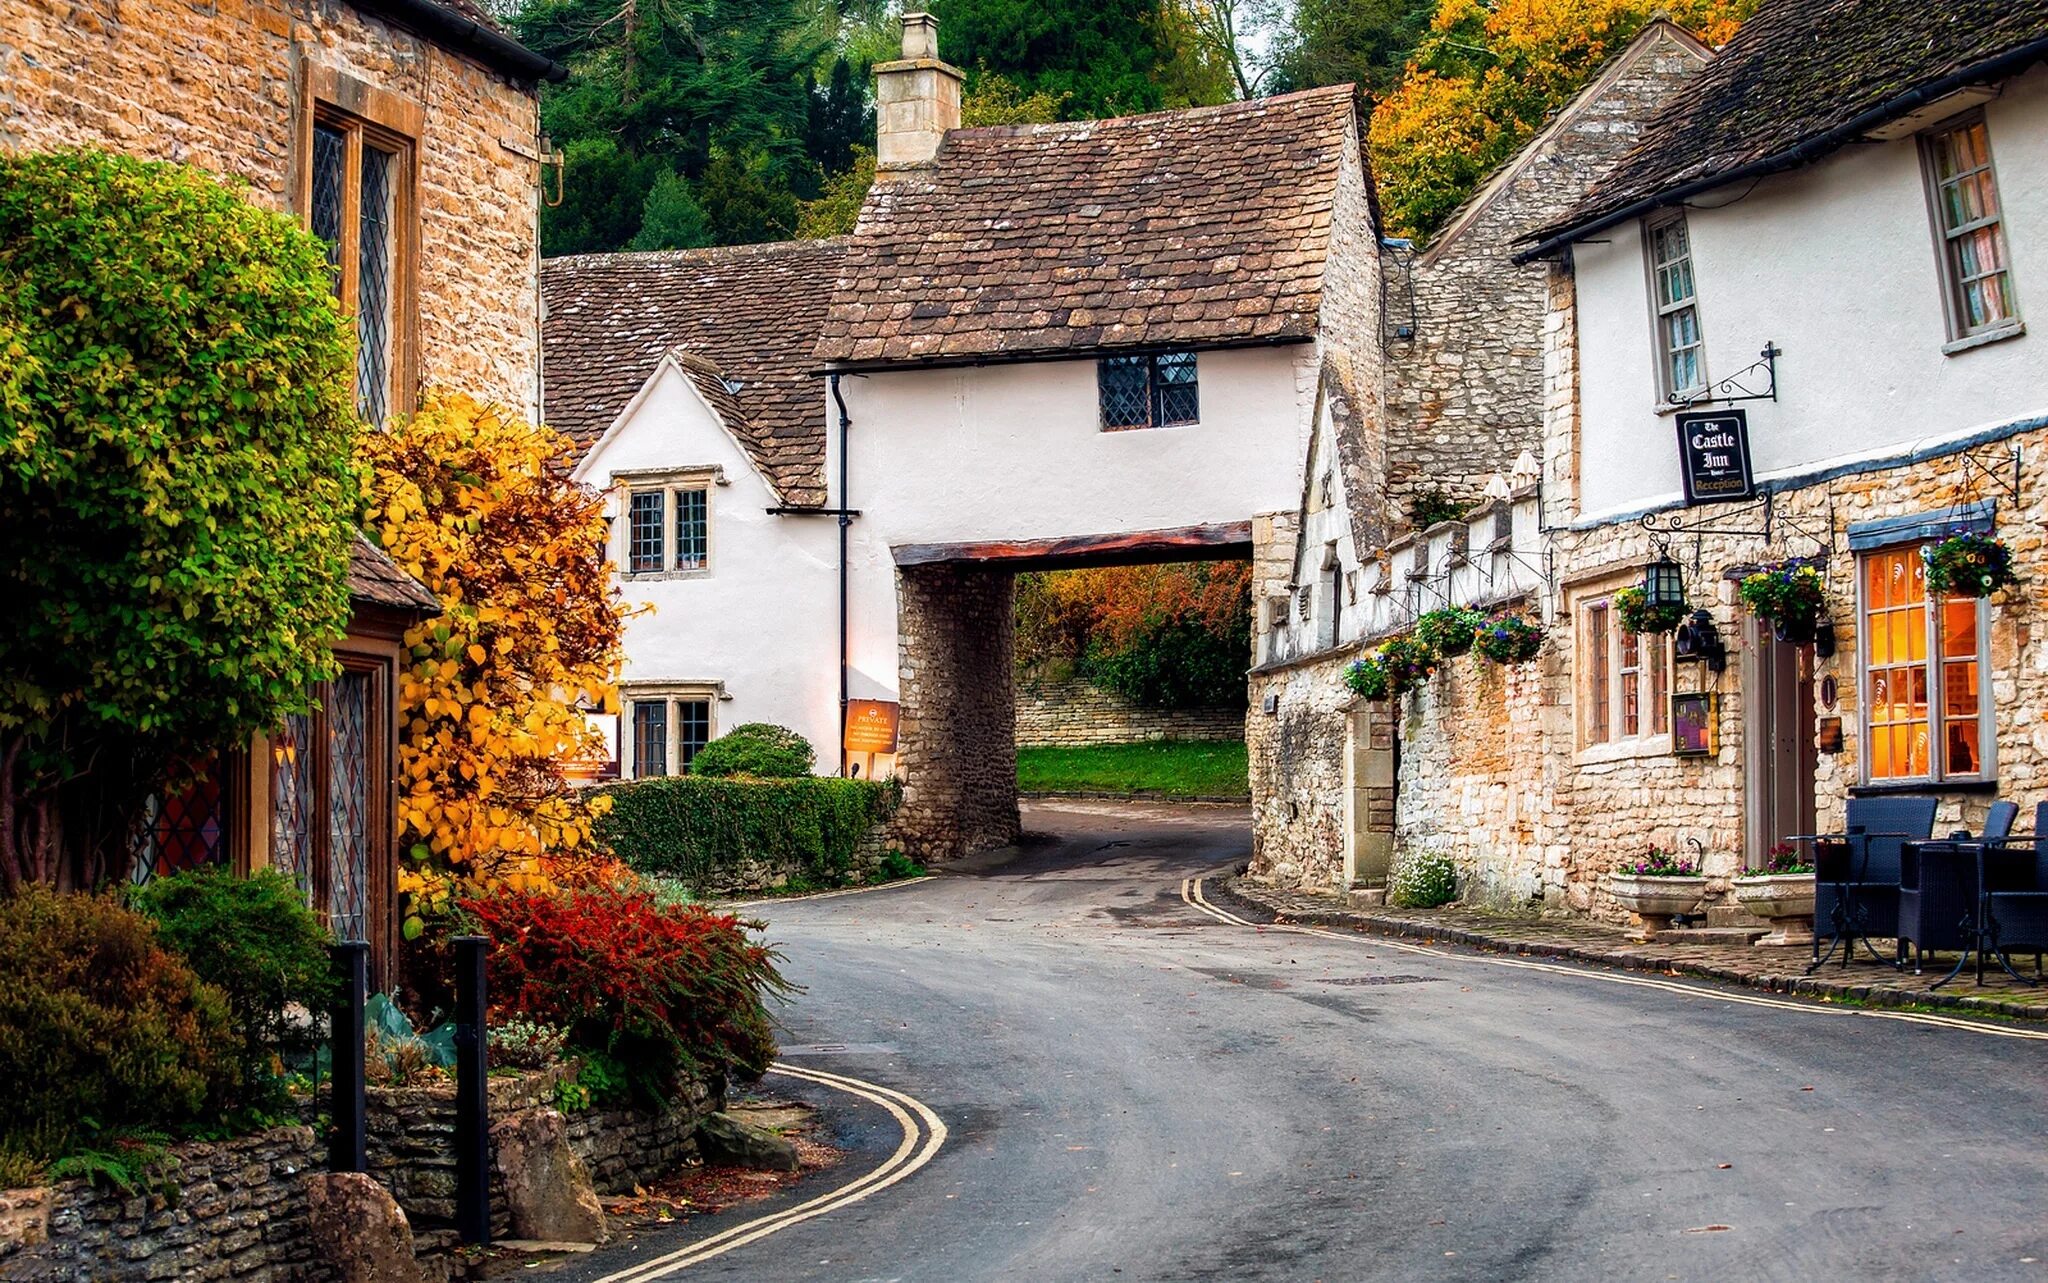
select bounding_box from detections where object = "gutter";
[350,0,569,84]
[1513,35,2048,264]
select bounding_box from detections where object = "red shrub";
[457,884,789,1095]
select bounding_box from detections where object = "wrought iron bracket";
[1954,440,2024,504]
[1667,342,1780,409]
[1641,494,1773,540]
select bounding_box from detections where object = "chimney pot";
[901,11,940,59]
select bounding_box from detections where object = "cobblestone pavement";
[1218,878,2048,1021]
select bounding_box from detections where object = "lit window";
[308,113,411,425]
[1860,546,1991,782]
[1098,351,1199,430]
[1924,116,2019,338]
[1581,595,1671,748]
[1646,214,1704,402]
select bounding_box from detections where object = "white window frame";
[1644,211,1706,404]
[621,683,722,778]
[1919,110,2023,345]
[1855,545,1995,786]
[612,468,718,579]
[1575,584,1674,758]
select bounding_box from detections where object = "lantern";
[1643,556,1686,611]
[1674,609,1726,673]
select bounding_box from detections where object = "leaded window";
[130,771,229,886]
[678,699,712,768]
[1924,116,2019,338]
[1647,214,1704,402]
[1581,596,1671,749]
[307,110,410,426]
[621,480,713,574]
[633,701,669,778]
[1098,351,1199,430]
[270,712,317,899]
[1860,546,1991,783]
[628,491,666,573]
[327,671,371,944]
[676,488,709,570]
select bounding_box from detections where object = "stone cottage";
[3,0,564,981]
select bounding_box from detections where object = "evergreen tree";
[1268,0,1436,96]
[928,0,1183,118]
[631,169,713,250]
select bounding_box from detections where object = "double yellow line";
[1181,874,2048,1042]
[589,1062,949,1282]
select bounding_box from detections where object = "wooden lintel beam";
[892,521,1254,571]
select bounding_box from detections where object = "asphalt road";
[571,799,2048,1283]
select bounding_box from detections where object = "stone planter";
[1732,872,1817,947]
[1607,873,1708,940]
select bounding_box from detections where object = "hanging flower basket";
[1344,654,1391,700]
[1415,605,1484,658]
[1345,636,1437,701]
[1923,532,2018,598]
[1612,586,1688,635]
[1738,563,1828,642]
[1473,614,1543,664]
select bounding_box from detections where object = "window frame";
[1919,110,2022,343]
[1097,350,1201,431]
[1577,588,1674,754]
[614,470,718,578]
[1855,544,1995,786]
[295,64,419,426]
[1643,211,1707,405]
[622,685,722,778]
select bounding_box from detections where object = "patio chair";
[1896,800,2018,973]
[1809,795,1938,969]
[1981,801,2048,986]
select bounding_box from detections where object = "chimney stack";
[874,13,961,173]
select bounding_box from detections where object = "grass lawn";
[1016,740,1249,799]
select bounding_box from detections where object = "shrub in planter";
[1415,606,1484,658]
[1612,586,1687,635]
[1473,614,1543,663]
[690,723,816,778]
[595,775,899,891]
[1923,533,2018,598]
[1738,563,1827,640]
[1620,848,1700,877]
[129,866,335,1102]
[1389,849,1457,908]
[457,884,792,1100]
[0,886,239,1158]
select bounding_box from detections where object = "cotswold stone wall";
[1248,648,1358,890]
[1014,675,1243,748]
[0,0,545,415]
[895,564,1020,860]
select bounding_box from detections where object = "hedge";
[595,775,900,890]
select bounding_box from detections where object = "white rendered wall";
[1573,68,2048,520]
[832,344,1316,709]
[575,363,844,763]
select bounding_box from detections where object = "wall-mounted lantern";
[1674,609,1727,673]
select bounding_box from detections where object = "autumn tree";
[356,395,627,907]
[1017,562,1252,709]
[1368,0,1753,241]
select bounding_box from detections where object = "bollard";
[453,935,490,1245]
[329,941,369,1174]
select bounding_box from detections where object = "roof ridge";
[543,237,851,270]
[945,83,1356,141]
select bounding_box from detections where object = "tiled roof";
[541,240,849,507]
[348,533,441,615]
[1531,0,2048,249]
[814,85,1359,367]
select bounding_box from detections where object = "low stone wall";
[1,1065,722,1280]
[1014,675,1243,748]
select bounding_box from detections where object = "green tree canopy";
[0,149,359,887]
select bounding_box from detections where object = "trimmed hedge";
[595,775,900,891]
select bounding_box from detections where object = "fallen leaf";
[1683,1225,1733,1234]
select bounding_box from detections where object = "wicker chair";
[1810,795,1937,969]
[1896,800,2018,972]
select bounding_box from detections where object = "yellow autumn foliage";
[357,393,628,908]
[1369,0,1756,242]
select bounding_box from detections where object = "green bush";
[1084,617,1248,709]
[0,887,239,1160]
[129,867,335,1102]
[1389,849,1459,909]
[690,723,816,779]
[595,775,899,891]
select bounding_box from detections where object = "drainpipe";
[831,374,853,778]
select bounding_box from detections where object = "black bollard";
[329,941,369,1173]
[453,935,490,1245]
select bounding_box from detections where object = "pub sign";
[1675,408,1754,504]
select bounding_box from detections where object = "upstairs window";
[621,477,713,576]
[308,111,412,426]
[1923,115,2020,340]
[1646,213,1704,403]
[1099,351,1199,430]
[628,491,666,573]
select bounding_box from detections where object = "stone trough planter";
[1731,872,1817,947]
[1606,873,1708,940]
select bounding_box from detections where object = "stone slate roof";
[541,239,849,507]
[814,85,1359,368]
[1532,0,2048,249]
[348,533,441,615]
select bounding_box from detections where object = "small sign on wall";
[1672,692,1719,758]
[844,699,901,755]
[1675,409,1754,504]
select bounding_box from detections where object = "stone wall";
[1014,674,1242,749]
[895,563,1021,860]
[0,0,546,417]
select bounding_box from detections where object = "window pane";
[628,491,665,572]
[327,670,371,944]
[1941,599,1978,657]
[678,700,712,769]
[1098,355,1151,429]
[1153,352,1198,425]
[1648,638,1668,734]
[357,144,396,426]
[270,712,317,901]
[310,124,347,292]
[632,702,668,778]
[1944,659,1979,716]
[1586,605,1610,743]
[1947,720,1981,775]
[676,488,709,570]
